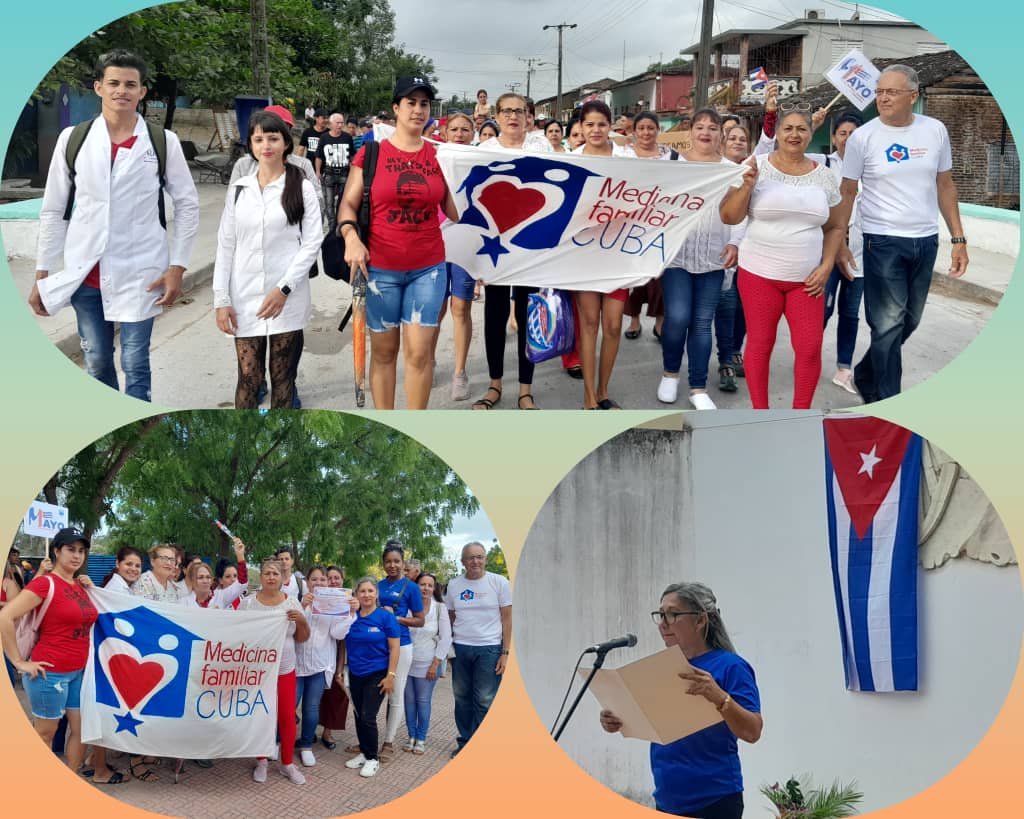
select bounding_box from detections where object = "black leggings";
[349,669,387,760]
[484,285,536,384]
[233,330,303,409]
[663,792,743,819]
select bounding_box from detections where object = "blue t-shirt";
[377,577,423,646]
[650,649,761,815]
[346,608,400,677]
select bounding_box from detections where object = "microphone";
[584,633,637,655]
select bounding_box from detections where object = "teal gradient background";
[0,3,1021,818]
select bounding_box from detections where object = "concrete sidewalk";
[13,673,461,818]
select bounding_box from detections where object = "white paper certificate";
[312,586,352,616]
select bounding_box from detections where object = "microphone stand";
[552,648,610,742]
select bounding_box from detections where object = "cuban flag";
[823,417,922,692]
[749,66,768,90]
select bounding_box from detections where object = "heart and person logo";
[98,637,179,712]
[476,181,547,234]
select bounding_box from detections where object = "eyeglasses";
[154,555,176,563]
[779,101,811,112]
[650,610,701,625]
[498,107,527,117]
[875,88,915,98]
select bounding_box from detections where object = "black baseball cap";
[52,527,90,550]
[393,76,436,101]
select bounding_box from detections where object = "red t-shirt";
[352,140,447,271]
[83,135,140,289]
[25,574,98,672]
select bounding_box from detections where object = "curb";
[929,269,1002,307]
[53,261,215,360]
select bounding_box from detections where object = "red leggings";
[737,267,824,409]
[260,670,297,765]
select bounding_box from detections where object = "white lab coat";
[35,114,200,320]
[213,171,321,337]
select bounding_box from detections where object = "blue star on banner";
[476,234,510,266]
[114,711,144,736]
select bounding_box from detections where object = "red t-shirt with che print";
[352,139,447,271]
[24,574,98,672]
[83,135,140,289]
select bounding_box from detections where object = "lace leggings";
[233,331,303,409]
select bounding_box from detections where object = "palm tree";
[761,776,864,819]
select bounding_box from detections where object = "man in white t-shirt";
[275,547,305,600]
[838,64,969,402]
[446,541,512,756]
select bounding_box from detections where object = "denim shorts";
[447,263,477,302]
[23,668,84,719]
[366,263,447,332]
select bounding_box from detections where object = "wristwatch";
[280,285,292,296]
[950,236,967,245]
[500,649,510,655]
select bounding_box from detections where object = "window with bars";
[986,143,1020,195]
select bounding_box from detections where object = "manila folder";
[580,647,723,744]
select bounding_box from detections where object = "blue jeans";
[404,674,438,742]
[451,643,502,750]
[294,671,328,748]
[854,233,938,402]
[823,266,865,369]
[70,284,154,401]
[714,275,739,366]
[366,263,447,332]
[660,268,725,388]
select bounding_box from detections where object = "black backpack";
[62,118,168,229]
[322,140,380,282]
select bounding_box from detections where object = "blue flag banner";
[81,587,287,757]
[823,417,922,692]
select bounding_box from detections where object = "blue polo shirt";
[650,649,761,815]
[346,608,400,677]
[377,577,423,647]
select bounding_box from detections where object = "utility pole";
[544,23,577,122]
[518,57,552,99]
[694,0,714,108]
[250,0,271,98]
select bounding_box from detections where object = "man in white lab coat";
[29,49,199,401]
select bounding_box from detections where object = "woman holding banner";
[99,546,143,594]
[720,107,845,409]
[238,557,310,785]
[599,582,762,819]
[295,566,356,766]
[0,529,100,782]
[571,100,634,410]
[344,577,400,778]
[133,543,187,603]
[182,537,248,609]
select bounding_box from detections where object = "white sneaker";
[413,740,426,755]
[299,748,316,767]
[359,758,380,778]
[403,738,416,752]
[269,743,279,761]
[345,753,367,769]
[688,391,717,410]
[657,376,680,403]
[451,371,470,401]
[252,759,268,783]
[280,763,306,784]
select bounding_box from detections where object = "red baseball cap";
[264,104,295,127]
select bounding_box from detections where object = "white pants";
[383,642,413,743]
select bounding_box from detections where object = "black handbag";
[322,140,379,282]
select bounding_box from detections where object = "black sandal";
[517,394,539,410]
[624,326,642,340]
[597,398,622,410]
[130,759,161,782]
[472,386,502,410]
[565,366,583,380]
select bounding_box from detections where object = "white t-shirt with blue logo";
[446,571,512,646]
[841,114,953,238]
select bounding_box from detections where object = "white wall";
[799,24,947,84]
[516,417,1022,815]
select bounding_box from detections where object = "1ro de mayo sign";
[825,49,881,111]
[23,501,69,537]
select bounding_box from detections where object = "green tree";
[486,540,508,578]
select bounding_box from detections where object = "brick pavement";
[14,674,460,818]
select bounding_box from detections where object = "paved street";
[13,675,461,818]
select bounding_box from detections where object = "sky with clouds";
[391,1,911,103]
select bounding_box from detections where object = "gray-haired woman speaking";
[600,582,763,819]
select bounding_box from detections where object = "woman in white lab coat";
[213,110,321,408]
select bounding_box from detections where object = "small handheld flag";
[213,519,235,539]
[749,66,768,91]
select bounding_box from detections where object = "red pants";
[737,267,824,409]
[260,670,297,765]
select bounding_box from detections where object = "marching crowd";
[29,50,968,410]
[0,529,511,787]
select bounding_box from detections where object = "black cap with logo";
[393,76,436,102]
[51,527,90,551]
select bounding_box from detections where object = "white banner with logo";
[436,144,744,292]
[81,587,287,758]
[22,501,68,537]
[825,49,881,111]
